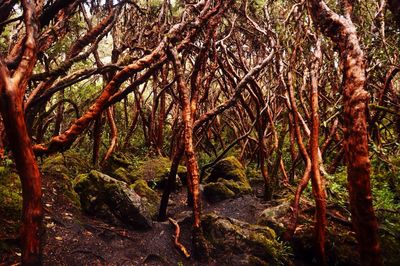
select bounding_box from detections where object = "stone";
[257,202,291,236]
[203,157,252,202]
[129,179,160,219]
[202,212,290,265]
[73,170,153,229]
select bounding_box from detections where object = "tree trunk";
[0,92,43,265]
[310,1,382,265]
[309,36,327,266]
[169,47,208,260]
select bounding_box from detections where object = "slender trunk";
[101,107,118,164]
[53,89,64,136]
[123,104,139,150]
[92,115,103,166]
[169,47,208,259]
[309,37,327,266]
[158,139,184,221]
[284,70,312,241]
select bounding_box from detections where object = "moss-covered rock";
[105,152,134,173]
[41,151,91,177]
[73,170,153,229]
[41,151,88,206]
[203,182,236,202]
[0,169,22,235]
[203,157,252,202]
[257,202,291,236]
[110,167,138,184]
[129,179,160,219]
[202,212,290,265]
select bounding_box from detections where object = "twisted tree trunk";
[0,1,42,264]
[310,1,382,265]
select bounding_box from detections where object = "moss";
[203,157,252,202]
[111,167,138,184]
[128,156,185,188]
[73,170,153,229]
[106,152,134,172]
[41,151,91,177]
[130,179,160,218]
[59,173,81,208]
[0,170,22,234]
[202,212,290,265]
[206,156,247,183]
[219,178,252,194]
[177,165,188,184]
[203,182,235,202]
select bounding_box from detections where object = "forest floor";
[1,168,372,266]
[1,173,279,265]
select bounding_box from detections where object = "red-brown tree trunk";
[309,37,327,266]
[310,1,382,265]
[169,47,208,259]
[0,92,43,266]
[0,1,42,264]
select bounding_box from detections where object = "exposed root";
[168,218,190,259]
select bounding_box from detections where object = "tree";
[310,0,383,264]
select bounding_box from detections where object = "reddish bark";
[33,0,218,156]
[310,1,382,265]
[284,69,312,241]
[309,37,327,266]
[101,107,118,164]
[158,139,185,221]
[0,1,42,264]
[92,115,103,166]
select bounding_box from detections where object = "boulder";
[110,167,138,184]
[41,151,90,177]
[202,212,290,265]
[203,157,252,202]
[257,202,291,236]
[129,179,160,219]
[73,170,153,229]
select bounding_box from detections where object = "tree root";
[168,218,190,259]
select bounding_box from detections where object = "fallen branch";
[168,218,190,259]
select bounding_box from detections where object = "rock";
[73,170,153,229]
[105,152,134,173]
[203,182,236,202]
[202,212,290,265]
[257,202,291,236]
[203,157,252,202]
[41,151,90,177]
[111,167,138,184]
[129,179,160,219]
